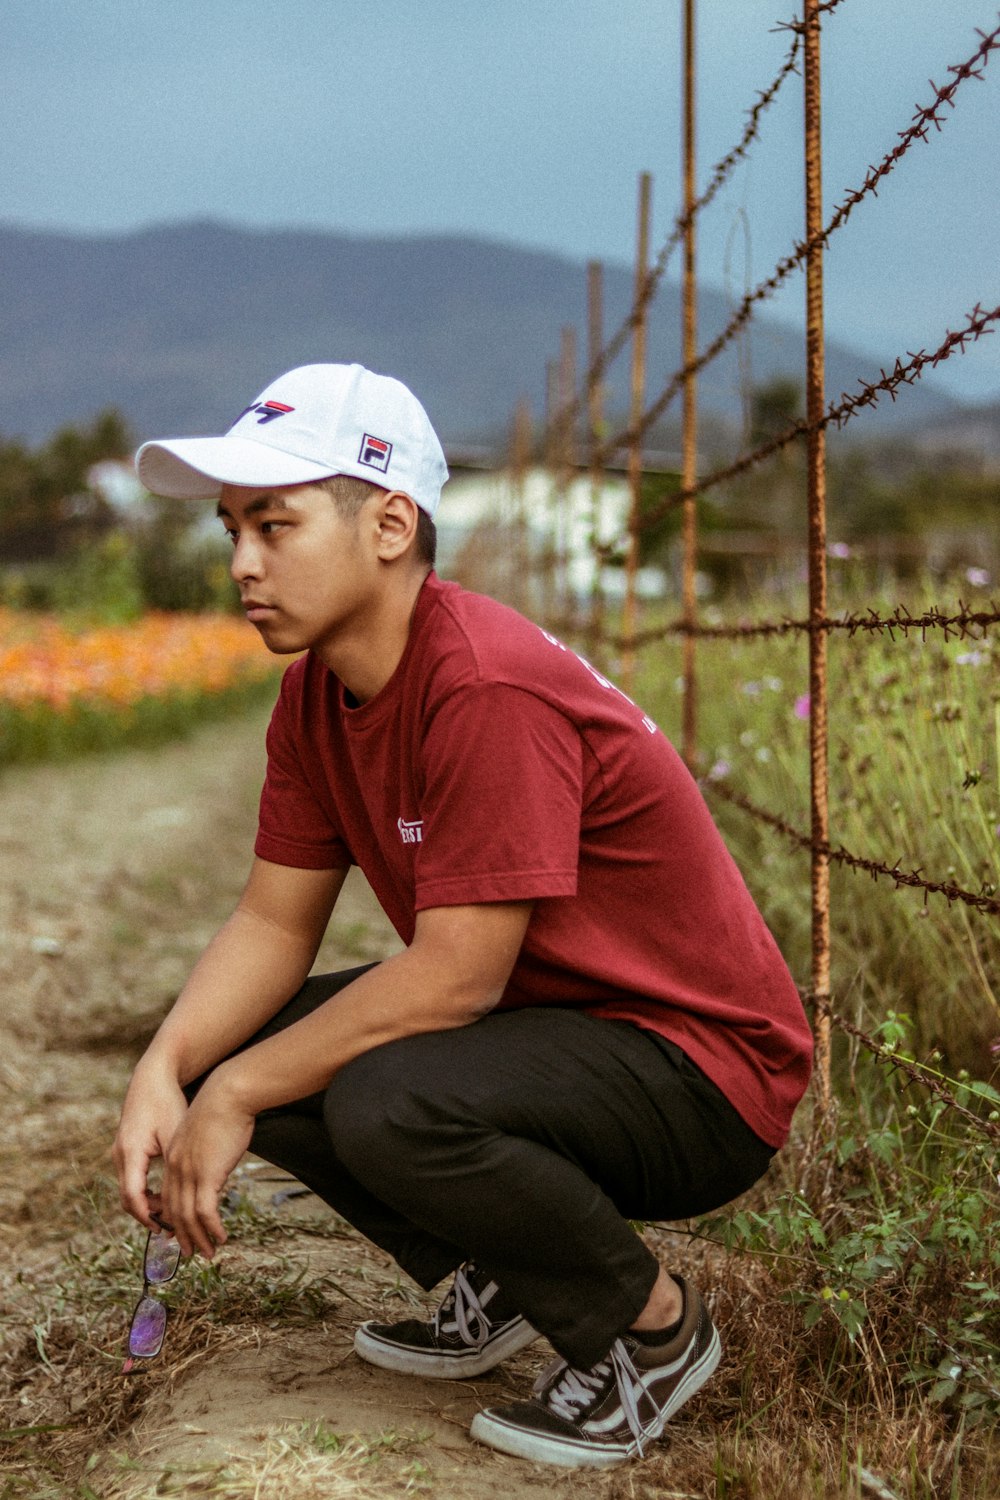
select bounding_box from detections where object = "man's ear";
[373,490,420,560]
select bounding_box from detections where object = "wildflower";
[0,611,277,715]
[741,681,762,696]
[794,693,811,720]
[828,542,851,560]
[764,676,783,692]
[707,759,731,781]
[955,651,986,667]
[755,746,772,764]
[965,566,990,587]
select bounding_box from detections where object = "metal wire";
[609,602,1000,649]
[536,1,850,455]
[816,1000,1000,1144]
[706,779,1000,919]
[594,19,1000,468]
[635,302,1000,536]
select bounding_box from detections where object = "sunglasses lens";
[144,1229,181,1284]
[128,1294,167,1358]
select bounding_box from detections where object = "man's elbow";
[423,972,508,1031]
[463,983,506,1023]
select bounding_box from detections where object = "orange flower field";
[0,609,282,762]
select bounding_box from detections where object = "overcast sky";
[3,1,997,404]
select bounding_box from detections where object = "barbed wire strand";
[811,999,1000,1145]
[705,778,1000,917]
[539,0,853,453]
[607,602,1000,650]
[592,19,1000,468]
[633,303,1000,536]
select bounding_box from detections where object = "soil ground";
[0,710,706,1499]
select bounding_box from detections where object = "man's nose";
[231,535,263,581]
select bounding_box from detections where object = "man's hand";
[111,859,346,1244]
[160,1076,254,1258]
[112,892,531,1255]
[112,1062,190,1232]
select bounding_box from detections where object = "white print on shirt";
[397,816,424,844]
[538,628,659,735]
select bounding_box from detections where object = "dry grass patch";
[97,1422,437,1500]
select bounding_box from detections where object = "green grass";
[0,675,282,767]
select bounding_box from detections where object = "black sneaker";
[470,1277,720,1467]
[353,1261,539,1379]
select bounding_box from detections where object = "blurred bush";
[0,409,238,622]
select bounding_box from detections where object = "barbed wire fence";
[515,1,1000,1132]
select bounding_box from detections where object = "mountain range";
[0,220,994,456]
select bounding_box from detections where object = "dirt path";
[0,714,653,1499]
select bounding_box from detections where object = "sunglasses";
[122,1224,181,1374]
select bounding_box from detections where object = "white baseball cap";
[135,363,449,517]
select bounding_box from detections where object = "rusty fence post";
[622,171,652,699]
[587,260,606,663]
[681,0,699,771]
[542,358,560,622]
[803,0,832,1110]
[510,398,533,613]
[559,324,578,620]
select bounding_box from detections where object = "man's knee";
[323,1036,469,1188]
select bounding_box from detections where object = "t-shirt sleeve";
[254,669,353,871]
[413,682,582,908]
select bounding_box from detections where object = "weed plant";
[701,1037,997,1412]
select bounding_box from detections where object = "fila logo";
[238,400,295,425]
[359,433,393,474]
[397,816,424,844]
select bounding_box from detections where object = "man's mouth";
[242,601,277,621]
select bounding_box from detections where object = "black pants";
[207,966,774,1368]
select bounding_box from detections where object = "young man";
[113,362,813,1469]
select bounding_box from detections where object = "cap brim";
[135,436,338,500]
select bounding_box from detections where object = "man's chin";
[251,621,306,656]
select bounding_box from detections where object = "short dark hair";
[319,474,436,569]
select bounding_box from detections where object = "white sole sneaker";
[354,1312,540,1380]
[471,1280,721,1467]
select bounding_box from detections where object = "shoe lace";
[432,1263,498,1349]
[537,1339,664,1456]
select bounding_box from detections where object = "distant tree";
[749,377,803,447]
[636,470,683,569]
[0,439,37,531]
[722,378,806,538]
[0,409,131,556]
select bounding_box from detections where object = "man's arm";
[158,898,533,1257]
[112,857,347,1232]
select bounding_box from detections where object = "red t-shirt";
[255,573,813,1147]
